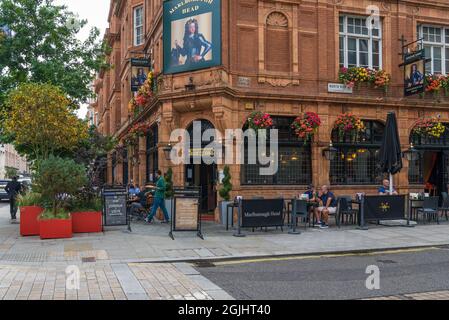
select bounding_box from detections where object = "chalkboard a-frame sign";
[102,186,130,231]
[169,187,203,240]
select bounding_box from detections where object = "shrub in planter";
[218,166,233,225]
[17,192,44,236]
[69,196,103,234]
[39,210,72,240]
[164,168,174,219]
[33,156,87,239]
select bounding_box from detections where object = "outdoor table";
[286,200,318,227]
[226,201,238,231]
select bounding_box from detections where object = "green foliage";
[0,0,110,143]
[33,155,87,217]
[2,83,88,161]
[0,0,110,105]
[4,166,18,179]
[218,166,232,201]
[17,192,43,207]
[68,195,102,213]
[39,209,70,221]
[165,168,174,199]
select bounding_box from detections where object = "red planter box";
[71,211,102,233]
[20,206,44,236]
[39,217,72,240]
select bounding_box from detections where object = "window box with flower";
[422,74,449,99]
[338,67,391,93]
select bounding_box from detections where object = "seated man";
[378,179,398,195]
[303,184,319,222]
[130,188,148,217]
[128,184,138,197]
[315,185,337,229]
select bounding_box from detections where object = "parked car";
[0,179,11,201]
[18,178,32,193]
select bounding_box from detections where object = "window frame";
[339,14,383,69]
[330,120,385,185]
[418,24,449,75]
[241,116,312,186]
[133,5,144,46]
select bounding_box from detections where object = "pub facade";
[92,0,449,219]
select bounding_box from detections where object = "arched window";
[242,116,312,185]
[146,125,158,183]
[265,12,291,72]
[330,120,385,185]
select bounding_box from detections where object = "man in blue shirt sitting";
[378,179,398,195]
[316,185,337,229]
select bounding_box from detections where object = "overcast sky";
[54,0,110,118]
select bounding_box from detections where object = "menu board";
[174,197,199,230]
[103,187,128,226]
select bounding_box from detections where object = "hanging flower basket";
[291,112,321,144]
[338,67,391,90]
[244,111,273,134]
[413,118,445,139]
[124,121,150,146]
[334,113,365,142]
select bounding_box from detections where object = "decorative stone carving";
[266,12,288,27]
[258,76,300,87]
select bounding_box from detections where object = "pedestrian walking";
[5,176,22,224]
[145,170,170,224]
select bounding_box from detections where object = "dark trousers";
[10,197,18,219]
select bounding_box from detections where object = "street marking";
[212,247,440,266]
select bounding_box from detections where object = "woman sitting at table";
[303,185,319,222]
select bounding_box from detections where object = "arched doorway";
[408,123,449,199]
[185,119,218,213]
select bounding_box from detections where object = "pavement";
[1,201,449,300]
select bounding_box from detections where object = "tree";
[0,0,110,142]
[1,83,89,161]
[33,155,87,216]
[219,166,233,201]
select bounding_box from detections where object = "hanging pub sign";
[403,49,425,97]
[163,0,222,74]
[131,58,151,92]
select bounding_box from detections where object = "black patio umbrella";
[378,112,403,193]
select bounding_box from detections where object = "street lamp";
[322,141,338,161]
[163,143,173,161]
[403,143,419,161]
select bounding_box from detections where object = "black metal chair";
[417,196,439,224]
[290,199,309,229]
[439,192,449,221]
[336,196,358,227]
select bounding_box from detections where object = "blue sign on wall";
[163,0,222,75]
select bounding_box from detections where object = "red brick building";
[92,0,449,218]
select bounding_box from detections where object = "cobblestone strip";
[365,290,449,300]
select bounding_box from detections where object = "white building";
[0,144,30,179]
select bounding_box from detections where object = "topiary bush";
[165,168,174,199]
[218,166,232,201]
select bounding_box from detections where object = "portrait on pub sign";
[163,0,221,74]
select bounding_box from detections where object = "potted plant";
[218,166,233,225]
[244,111,273,138]
[69,194,103,234]
[291,112,321,144]
[17,192,44,236]
[338,66,391,91]
[33,156,87,240]
[334,113,365,143]
[164,168,174,220]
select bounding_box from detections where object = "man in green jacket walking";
[146,170,170,224]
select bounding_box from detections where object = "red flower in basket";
[291,112,321,144]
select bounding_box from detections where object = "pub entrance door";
[184,119,218,214]
[422,150,449,199]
